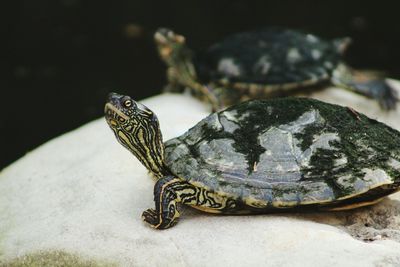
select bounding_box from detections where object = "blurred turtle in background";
[155,27,398,110]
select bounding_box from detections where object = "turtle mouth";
[104,103,130,121]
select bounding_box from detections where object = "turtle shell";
[164,98,400,208]
[194,28,340,87]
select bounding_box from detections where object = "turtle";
[105,92,400,229]
[154,27,398,111]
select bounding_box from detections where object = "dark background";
[2,0,400,169]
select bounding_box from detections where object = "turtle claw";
[141,208,160,227]
[141,208,179,229]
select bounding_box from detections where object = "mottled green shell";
[194,28,341,86]
[164,98,400,207]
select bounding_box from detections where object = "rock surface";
[1,83,400,267]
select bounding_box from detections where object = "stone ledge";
[1,84,400,267]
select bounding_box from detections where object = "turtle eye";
[124,99,132,108]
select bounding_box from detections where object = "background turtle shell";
[164,98,400,208]
[194,28,341,86]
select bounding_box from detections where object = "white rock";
[1,84,400,266]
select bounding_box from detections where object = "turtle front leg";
[141,176,183,229]
[142,175,236,229]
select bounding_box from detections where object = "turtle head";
[105,93,169,178]
[154,28,194,68]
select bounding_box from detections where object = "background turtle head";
[154,28,186,62]
[154,28,196,72]
[105,93,169,178]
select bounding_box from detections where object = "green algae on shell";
[164,97,400,208]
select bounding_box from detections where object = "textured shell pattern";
[194,28,340,86]
[164,98,400,206]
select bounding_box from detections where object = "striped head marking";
[105,93,169,178]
